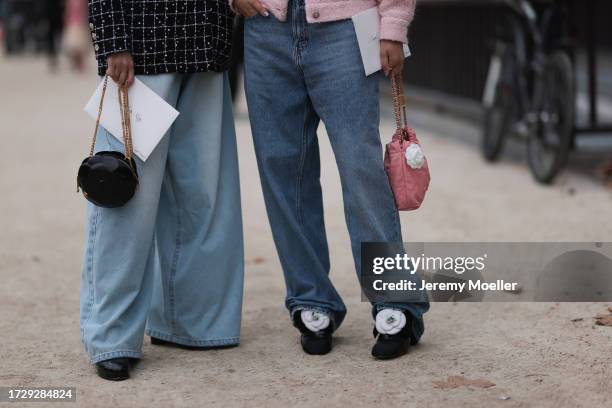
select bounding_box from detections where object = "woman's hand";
[106,52,135,87]
[233,0,269,18]
[380,40,405,77]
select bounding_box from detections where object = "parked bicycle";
[482,0,574,183]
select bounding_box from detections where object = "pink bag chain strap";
[391,74,409,137]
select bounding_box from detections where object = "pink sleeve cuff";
[380,17,409,43]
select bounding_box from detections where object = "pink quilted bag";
[384,75,430,211]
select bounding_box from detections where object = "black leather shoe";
[371,313,413,360]
[293,313,333,355]
[150,337,237,351]
[95,358,133,381]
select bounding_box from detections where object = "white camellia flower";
[405,143,425,169]
[301,310,330,332]
[375,309,406,335]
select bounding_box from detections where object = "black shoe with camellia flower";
[371,310,414,360]
[293,311,333,355]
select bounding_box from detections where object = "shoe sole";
[96,370,130,381]
[372,348,409,361]
[151,337,238,351]
[302,347,332,356]
[372,353,403,360]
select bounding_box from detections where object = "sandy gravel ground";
[1,57,611,408]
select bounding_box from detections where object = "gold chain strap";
[87,75,135,166]
[89,76,109,157]
[118,84,134,163]
[391,74,409,132]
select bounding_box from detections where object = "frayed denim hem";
[90,350,142,364]
[146,329,240,348]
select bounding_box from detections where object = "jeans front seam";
[81,207,100,348]
[295,103,310,225]
[291,0,307,75]
[387,180,403,241]
[292,37,302,75]
[168,211,182,334]
[391,207,402,242]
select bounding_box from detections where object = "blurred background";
[2,0,611,183]
[1,0,611,406]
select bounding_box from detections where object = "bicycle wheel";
[482,50,517,162]
[527,51,575,184]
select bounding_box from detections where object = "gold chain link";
[89,76,109,157]
[88,76,135,167]
[391,74,409,133]
[118,84,135,164]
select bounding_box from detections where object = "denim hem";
[90,350,142,364]
[146,329,240,347]
[374,305,404,313]
[373,302,423,319]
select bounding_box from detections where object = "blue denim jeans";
[80,72,244,363]
[244,0,429,342]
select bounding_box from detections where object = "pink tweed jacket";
[231,0,417,43]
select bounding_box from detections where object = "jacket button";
[89,23,94,30]
[94,44,99,51]
[91,33,97,40]
[312,11,320,19]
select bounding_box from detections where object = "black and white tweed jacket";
[88,0,233,75]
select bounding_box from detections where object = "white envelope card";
[352,7,411,76]
[84,78,179,162]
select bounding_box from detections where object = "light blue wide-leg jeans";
[244,0,428,343]
[80,72,244,363]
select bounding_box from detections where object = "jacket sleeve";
[88,0,130,57]
[379,0,416,43]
